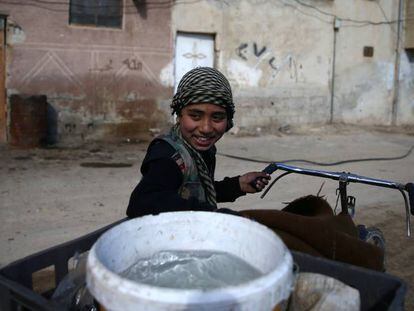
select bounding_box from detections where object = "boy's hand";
[239,172,271,193]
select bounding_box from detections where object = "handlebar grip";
[262,163,278,175]
[250,163,277,190]
[406,183,414,215]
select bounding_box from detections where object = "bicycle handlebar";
[263,162,414,221]
[263,162,407,192]
[260,162,414,237]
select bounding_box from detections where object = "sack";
[241,195,384,271]
[289,272,360,311]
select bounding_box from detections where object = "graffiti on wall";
[122,58,143,71]
[18,50,149,91]
[90,58,143,72]
[15,47,163,97]
[235,42,301,82]
[91,59,113,73]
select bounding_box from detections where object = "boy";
[127,67,270,217]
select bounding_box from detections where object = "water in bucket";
[120,250,263,290]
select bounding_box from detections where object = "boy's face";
[178,103,228,151]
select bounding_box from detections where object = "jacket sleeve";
[126,156,216,218]
[215,176,246,203]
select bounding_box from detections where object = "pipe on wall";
[330,17,340,124]
[391,0,405,126]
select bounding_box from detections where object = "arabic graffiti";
[268,57,278,70]
[90,59,113,73]
[89,58,143,72]
[253,43,266,57]
[236,43,248,60]
[236,42,270,63]
[123,58,142,71]
[235,42,300,81]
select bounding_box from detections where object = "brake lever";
[406,183,414,216]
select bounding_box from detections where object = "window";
[69,0,123,28]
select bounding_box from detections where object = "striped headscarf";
[171,67,235,131]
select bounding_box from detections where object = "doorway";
[174,32,215,92]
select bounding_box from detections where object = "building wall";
[172,0,414,133]
[400,0,414,125]
[2,0,413,145]
[333,0,397,125]
[3,0,173,144]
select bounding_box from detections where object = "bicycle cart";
[1,163,412,311]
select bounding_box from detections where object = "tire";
[358,225,386,250]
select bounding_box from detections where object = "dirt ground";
[1,124,413,309]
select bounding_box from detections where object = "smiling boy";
[126,67,269,217]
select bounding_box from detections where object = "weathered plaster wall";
[225,1,333,132]
[4,0,173,144]
[173,0,333,133]
[172,0,413,132]
[332,0,398,125]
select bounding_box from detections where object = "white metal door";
[174,33,215,92]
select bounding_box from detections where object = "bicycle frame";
[260,163,414,237]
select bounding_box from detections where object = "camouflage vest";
[156,134,207,204]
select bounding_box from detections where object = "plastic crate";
[0,219,406,311]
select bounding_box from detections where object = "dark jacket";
[127,140,245,218]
